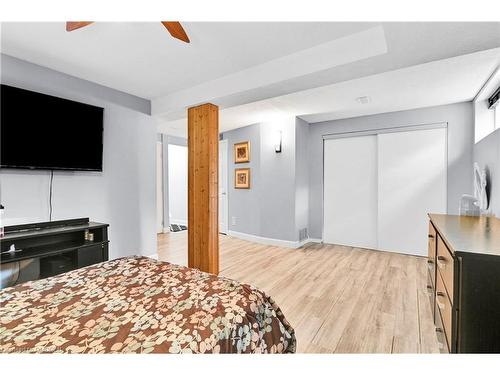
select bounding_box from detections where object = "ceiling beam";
[152,26,387,118]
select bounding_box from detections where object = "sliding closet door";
[377,127,447,256]
[323,136,378,249]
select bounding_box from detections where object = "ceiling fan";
[65,22,190,43]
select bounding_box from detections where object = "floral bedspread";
[0,256,295,353]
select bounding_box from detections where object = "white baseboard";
[227,230,322,249]
[145,253,158,260]
[307,238,323,243]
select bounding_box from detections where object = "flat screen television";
[1,84,104,171]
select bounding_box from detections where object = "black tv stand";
[1,218,109,287]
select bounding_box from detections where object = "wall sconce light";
[274,130,282,153]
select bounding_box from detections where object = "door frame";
[219,139,229,234]
[321,122,448,243]
[156,141,164,234]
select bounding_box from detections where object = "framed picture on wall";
[234,141,250,163]
[235,168,250,189]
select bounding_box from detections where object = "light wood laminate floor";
[157,231,440,353]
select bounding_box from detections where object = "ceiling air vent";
[355,96,371,104]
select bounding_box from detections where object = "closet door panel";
[323,136,378,249]
[377,127,447,256]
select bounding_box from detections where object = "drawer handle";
[437,256,447,269]
[436,292,446,309]
[428,234,435,239]
[427,259,434,265]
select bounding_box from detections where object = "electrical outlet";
[231,216,237,226]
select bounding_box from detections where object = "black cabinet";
[40,255,74,278]
[1,218,109,286]
[428,214,500,353]
[77,244,106,267]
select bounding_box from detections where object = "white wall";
[474,98,497,143]
[0,54,157,258]
[474,129,500,217]
[474,67,500,144]
[474,89,500,218]
[473,67,500,218]
[167,144,188,226]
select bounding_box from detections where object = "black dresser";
[427,214,500,353]
[1,218,109,287]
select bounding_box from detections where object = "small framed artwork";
[235,168,250,189]
[234,141,250,163]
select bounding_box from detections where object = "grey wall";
[307,102,474,239]
[222,123,262,237]
[221,117,300,242]
[259,117,297,241]
[295,117,310,238]
[0,54,157,258]
[474,129,500,217]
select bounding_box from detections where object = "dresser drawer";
[434,303,450,354]
[428,222,437,287]
[436,271,453,351]
[427,269,435,320]
[436,235,454,304]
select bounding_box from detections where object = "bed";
[0,256,296,353]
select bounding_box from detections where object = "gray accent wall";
[307,102,475,239]
[0,54,157,258]
[295,117,310,239]
[474,129,500,217]
[1,54,151,115]
[259,117,297,241]
[222,123,262,238]
[221,117,300,242]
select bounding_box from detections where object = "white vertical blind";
[323,136,378,249]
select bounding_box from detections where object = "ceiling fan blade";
[161,22,190,43]
[66,22,94,32]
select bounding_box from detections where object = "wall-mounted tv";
[1,84,104,171]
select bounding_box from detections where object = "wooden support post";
[187,103,219,275]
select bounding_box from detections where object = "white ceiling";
[2,22,500,103]
[153,22,500,121]
[1,22,499,137]
[152,26,389,119]
[158,48,500,137]
[0,22,377,98]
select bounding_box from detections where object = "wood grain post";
[187,103,219,275]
